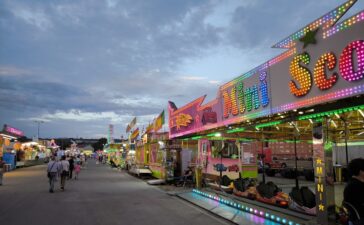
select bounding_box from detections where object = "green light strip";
[255,121,282,129]
[336,141,364,147]
[191,136,203,140]
[227,128,245,133]
[206,132,219,137]
[299,104,364,120]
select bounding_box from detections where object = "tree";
[92,138,107,152]
[55,138,72,150]
[17,136,31,143]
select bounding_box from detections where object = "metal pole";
[294,136,299,189]
[261,131,266,184]
[219,141,223,190]
[37,123,40,140]
[344,120,349,166]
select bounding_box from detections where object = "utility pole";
[34,120,44,141]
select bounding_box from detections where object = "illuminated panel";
[324,11,364,39]
[273,0,357,49]
[223,87,239,118]
[170,83,364,139]
[289,53,312,97]
[314,52,338,90]
[192,189,300,225]
[237,82,246,114]
[298,104,364,120]
[259,72,269,107]
[339,40,364,81]
[273,84,364,115]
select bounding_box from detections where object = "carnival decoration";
[168,0,364,139]
[175,113,192,130]
[154,110,165,132]
[130,128,140,140]
[126,117,137,133]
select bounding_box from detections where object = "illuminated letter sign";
[223,87,239,118]
[339,40,364,82]
[289,52,312,97]
[223,79,270,118]
[314,52,338,90]
[290,40,364,97]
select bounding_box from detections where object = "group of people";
[46,155,82,193]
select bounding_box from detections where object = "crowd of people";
[46,154,85,193]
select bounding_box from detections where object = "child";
[74,162,81,180]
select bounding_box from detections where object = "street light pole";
[34,120,44,140]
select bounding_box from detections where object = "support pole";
[294,136,299,189]
[261,131,266,184]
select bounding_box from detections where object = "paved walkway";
[0,160,233,225]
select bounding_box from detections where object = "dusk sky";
[1,0,363,139]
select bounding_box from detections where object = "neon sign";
[289,40,364,96]
[175,113,193,130]
[223,71,270,119]
[3,125,24,137]
[169,0,364,139]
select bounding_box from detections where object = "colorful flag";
[145,123,154,134]
[154,110,165,132]
[126,124,131,133]
[126,117,137,133]
[130,128,139,140]
[129,117,137,129]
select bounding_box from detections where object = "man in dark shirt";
[344,158,364,225]
[68,156,74,180]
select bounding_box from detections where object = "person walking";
[68,156,74,180]
[74,162,81,180]
[59,155,70,191]
[344,158,364,225]
[47,156,59,193]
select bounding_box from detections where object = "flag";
[154,110,165,132]
[129,117,137,129]
[130,128,139,140]
[145,123,154,134]
[126,124,131,133]
[126,117,137,133]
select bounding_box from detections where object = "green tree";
[92,138,107,152]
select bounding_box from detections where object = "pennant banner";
[130,128,140,140]
[126,124,131,133]
[126,117,137,133]
[145,123,154,134]
[154,110,165,132]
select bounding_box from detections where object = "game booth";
[168,1,364,225]
[0,124,24,170]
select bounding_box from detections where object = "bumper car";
[255,181,290,208]
[289,186,316,215]
[232,178,257,200]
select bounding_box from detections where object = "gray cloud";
[1,0,363,138]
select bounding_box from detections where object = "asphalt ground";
[0,160,234,225]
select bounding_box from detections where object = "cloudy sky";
[0,0,363,139]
